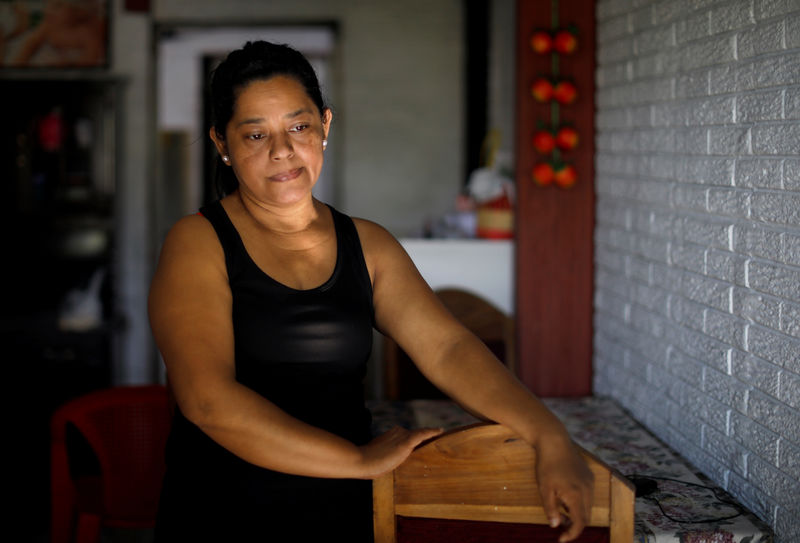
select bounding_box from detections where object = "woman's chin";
[241,185,316,209]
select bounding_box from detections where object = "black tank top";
[155,201,375,541]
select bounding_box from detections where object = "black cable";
[626,473,744,524]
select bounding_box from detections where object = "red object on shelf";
[476,193,514,239]
[38,110,64,152]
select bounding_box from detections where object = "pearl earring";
[222,155,230,164]
[322,140,328,150]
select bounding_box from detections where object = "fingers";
[550,488,589,543]
[557,504,586,543]
[363,426,445,478]
[539,475,592,542]
[535,439,595,542]
[410,426,445,447]
[542,485,562,529]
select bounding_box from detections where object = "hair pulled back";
[209,40,328,197]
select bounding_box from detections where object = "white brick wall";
[593,1,800,540]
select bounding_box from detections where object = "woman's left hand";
[535,435,595,542]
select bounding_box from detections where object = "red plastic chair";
[50,385,170,543]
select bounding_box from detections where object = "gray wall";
[593,0,800,540]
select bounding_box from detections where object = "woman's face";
[212,76,331,208]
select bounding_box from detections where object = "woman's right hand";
[358,426,444,479]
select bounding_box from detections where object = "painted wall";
[593,1,800,540]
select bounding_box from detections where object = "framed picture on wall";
[0,0,109,68]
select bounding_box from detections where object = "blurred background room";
[2,0,798,541]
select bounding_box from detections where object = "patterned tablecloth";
[368,396,774,543]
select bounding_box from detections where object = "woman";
[149,41,592,541]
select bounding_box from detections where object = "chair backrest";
[383,288,515,400]
[373,423,635,543]
[50,385,170,523]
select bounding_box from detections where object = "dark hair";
[209,40,328,197]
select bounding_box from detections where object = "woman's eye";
[247,133,265,141]
[290,124,309,133]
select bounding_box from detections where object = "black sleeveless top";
[155,201,375,541]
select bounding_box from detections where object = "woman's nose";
[270,133,294,160]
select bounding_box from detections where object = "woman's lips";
[269,168,303,182]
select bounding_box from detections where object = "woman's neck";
[225,190,330,249]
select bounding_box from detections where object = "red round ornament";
[532,162,555,186]
[554,163,578,188]
[533,130,556,154]
[531,78,554,102]
[554,30,578,54]
[530,30,553,54]
[553,80,578,104]
[555,126,579,151]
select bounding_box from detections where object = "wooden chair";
[383,288,515,400]
[373,423,635,543]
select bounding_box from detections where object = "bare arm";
[359,220,594,542]
[148,215,438,480]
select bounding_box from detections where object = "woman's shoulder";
[351,216,400,251]
[349,216,415,280]
[150,212,230,309]
[157,212,226,267]
[166,212,218,244]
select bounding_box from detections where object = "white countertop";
[399,238,514,315]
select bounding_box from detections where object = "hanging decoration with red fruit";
[555,125,579,151]
[529,0,580,189]
[553,28,578,54]
[532,126,556,154]
[553,80,578,104]
[532,160,577,189]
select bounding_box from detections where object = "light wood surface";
[373,423,635,543]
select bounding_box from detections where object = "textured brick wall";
[593,1,800,540]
